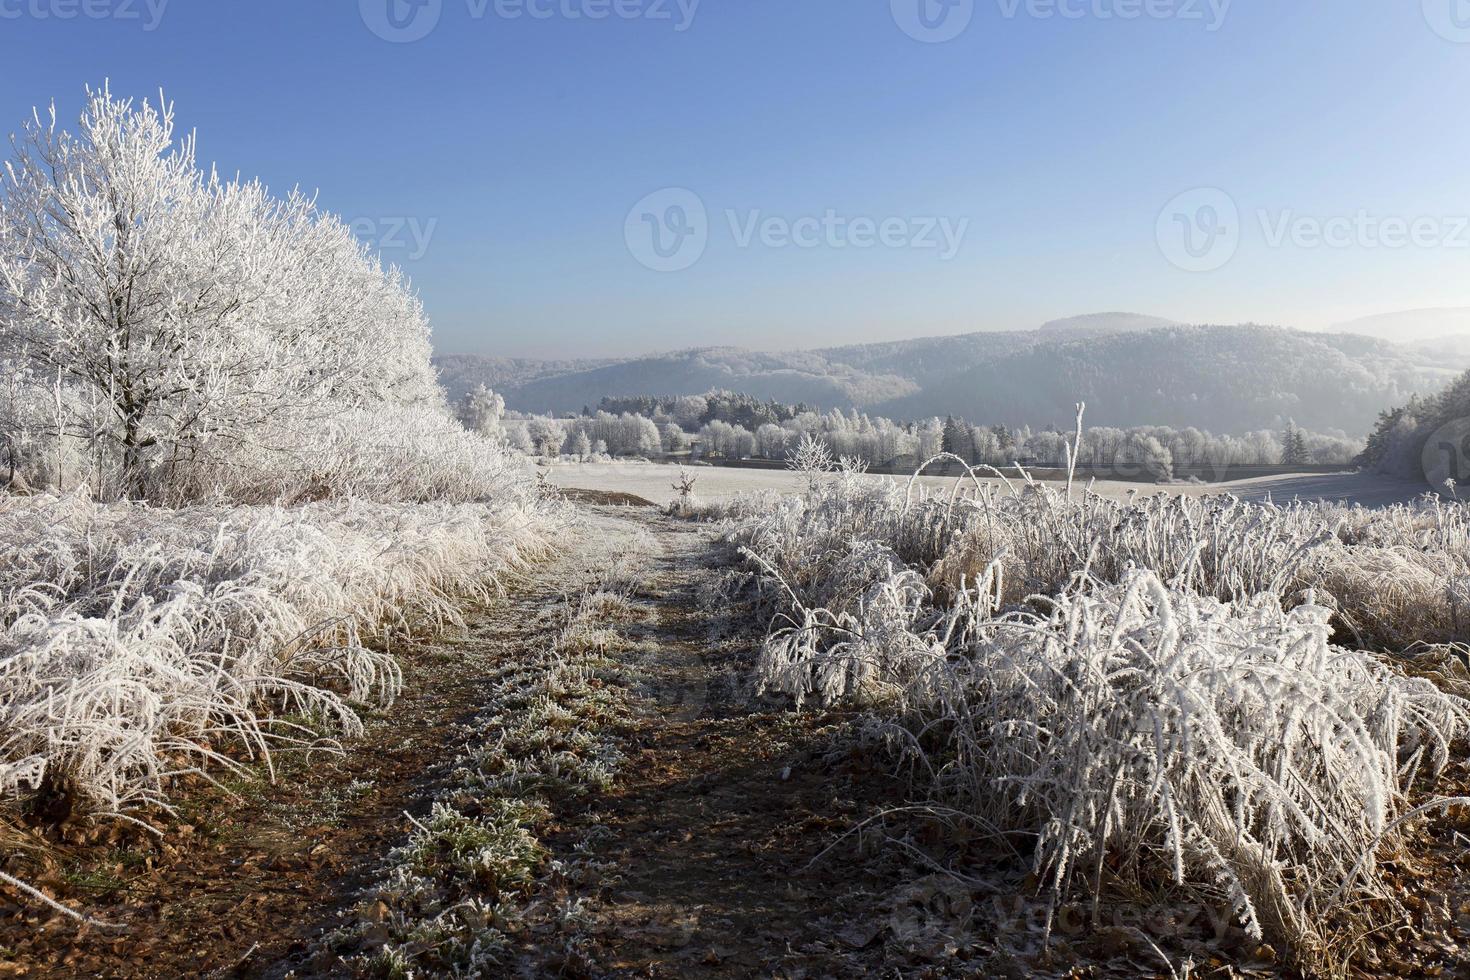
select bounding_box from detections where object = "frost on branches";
[0,83,440,503]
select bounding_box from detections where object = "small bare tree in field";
[788,433,835,495]
[668,466,700,516]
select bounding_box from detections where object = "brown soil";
[555,487,659,509]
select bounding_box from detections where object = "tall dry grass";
[0,489,555,834]
[707,454,1470,972]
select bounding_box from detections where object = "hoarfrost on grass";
[710,454,1470,969]
[0,489,554,823]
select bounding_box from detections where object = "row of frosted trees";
[492,396,1362,476]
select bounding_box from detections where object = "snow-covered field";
[542,460,1430,509]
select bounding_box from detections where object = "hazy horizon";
[433,307,1470,360]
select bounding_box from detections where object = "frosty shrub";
[0,490,552,824]
[0,84,441,503]
[711,462,1470,968]
[711,468,1470,650]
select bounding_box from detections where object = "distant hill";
[435,314,1470,434]
[1037,312,1183,339]
[452,347,919,415]
[875,324,1447,433]
[1333,308,1470,345]
[434,353,626,398]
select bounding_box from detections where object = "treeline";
[1357,367,1470,489]
[477,387,1362,479]
[595,391,817,430]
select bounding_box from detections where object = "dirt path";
[1,504,954,978]
[520,508,945,978]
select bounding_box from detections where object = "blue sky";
[1,1,1468,356]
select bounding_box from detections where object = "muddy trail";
[0,505,967,979]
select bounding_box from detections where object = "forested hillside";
[463,347,919,415]
[441,318,1467,435]
[876,325,1450,433]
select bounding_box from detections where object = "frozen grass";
[331,560,644,977]
[708,461,1470,972]
[708,467,1470,651]
[0,489,555,836]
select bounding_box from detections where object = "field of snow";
[542,460,1430,509]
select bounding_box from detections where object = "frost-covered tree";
[941,416,962,456]
[525,418,564,458]
[1357,371,1470,487]
[0,358,47,487]
[969,424,1000,466]
[0,85,436,500]
[564,428,592,460]
[457,384,505,441]
[700,419,755,459]
[1281,420,1310,467]
[916,418,944,461]
[503,422,534,455]
[661,422,690,455]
